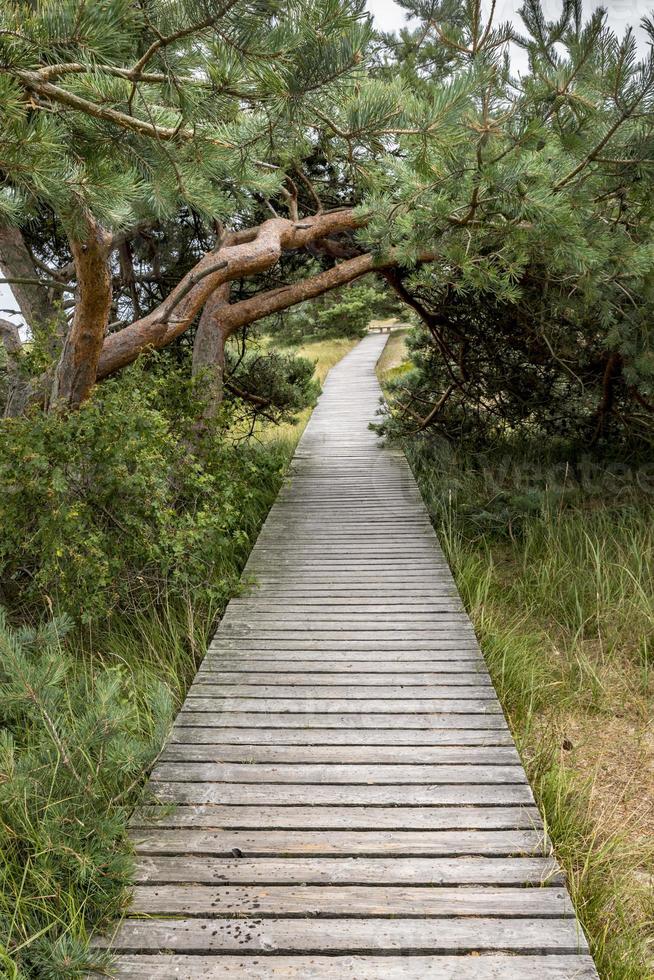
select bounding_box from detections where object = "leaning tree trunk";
[0,224,52,332]
[192,283,231,421]
[0,318,34,417]
[49,217,112,410]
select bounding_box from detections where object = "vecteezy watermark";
[467,454,654,497]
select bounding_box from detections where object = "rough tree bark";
[96,209,365,379]
[0,317,35,417]
[191,282,231,420]
[1,201,431,414]
[190,252,390,419]
[0,225,52,331]
[219,251,387,336]
[49,217,112,409]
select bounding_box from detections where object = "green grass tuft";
[407,437,654,979]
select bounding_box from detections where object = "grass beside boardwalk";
[295,336,358,385]
[408,445,654,979]
[374,327,410,382]
[256,336,358,442]
[377,335,654,978]
[0,337,352,979]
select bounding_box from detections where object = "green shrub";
[264,281,402,345]
[0,359,287,624]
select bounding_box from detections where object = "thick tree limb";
[96,209,366,379]
[220,251,389,334]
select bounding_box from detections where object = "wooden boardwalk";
[103,336,599,978]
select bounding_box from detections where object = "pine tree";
[0,0,383,410]
[1,0,653,444]
[373,0,654,446]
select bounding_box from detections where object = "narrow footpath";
[103,334,598,979]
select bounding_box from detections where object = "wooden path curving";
[103,336,599,978]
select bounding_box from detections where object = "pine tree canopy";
[0,0,653,444]
[0,0,374,225]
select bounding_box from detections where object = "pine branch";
[17,72,232,147]
[131,5,240,76]
[554,89,654,190]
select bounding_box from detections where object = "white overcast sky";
[367,0,653,45]
[2,1,652,324]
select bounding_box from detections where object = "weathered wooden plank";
[174,712,508,728]
[133,855,561,886]
[248,555,447,578]
[149,784,535,806]
[209,640,479,651]
[161,744,520,763]
[251,548,444,565]
[196,671,490,685]
[130,829,546,857]
[132,805,542,831]
[205,648,483,660]
[250,565,454,573]
[246,575,456,584]
[222,616,471,627]
[229,600,463,610]
[198,662,486,674]
[167,726,514,746]
[182,697,502,713]
[103,954,601,978]
[150,762,527,785]
[104,916,586,954]
[251,548,445,567]
[189,684,496,698]
[221,636,474,648]
[244,585,458,592]
[128,884,572,917]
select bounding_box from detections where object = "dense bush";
[0,358,288,625]
[381,280,654,449]
[265,281,404,346]
[226,345,320,423]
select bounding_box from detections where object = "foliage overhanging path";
[98,335,598,979]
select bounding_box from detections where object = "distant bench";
[368,322,411,334]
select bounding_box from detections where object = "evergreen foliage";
[2,0,653,443]
[0,0,371,226]
[0,357,290,622]
[224,345,319,425]
[264,280,404,345]
[373,1,654,447]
